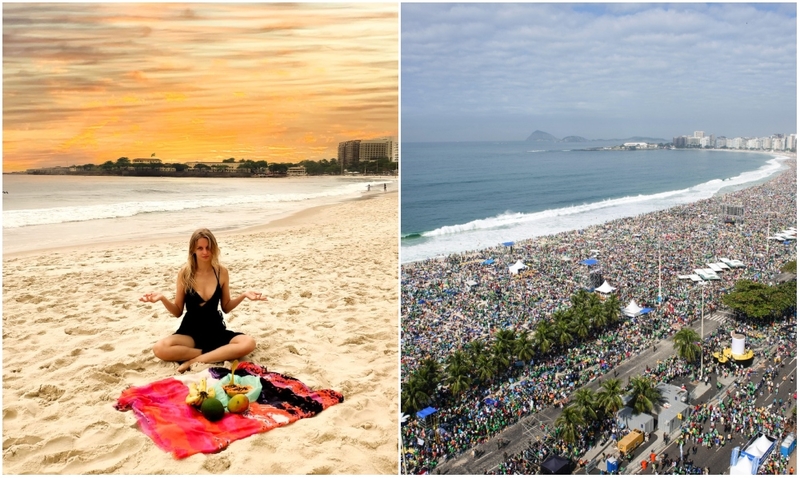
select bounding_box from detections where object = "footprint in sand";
[3,407,17,420]
[25,384,66,403]
[64,327,99,336]
[309,465,334,474]
[203,456,231,473]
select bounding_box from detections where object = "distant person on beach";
[140,228,266,373]
[383,183,387,191]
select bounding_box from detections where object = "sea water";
[401,141,787,263]
[2,175,384,254]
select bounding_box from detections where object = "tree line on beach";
[39,155,398,177]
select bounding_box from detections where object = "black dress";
[174,267,243,354]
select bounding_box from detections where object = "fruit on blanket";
[222,383,253,397]
[201,397,225,422]
[185,377,215,407]
[227,394,250,414]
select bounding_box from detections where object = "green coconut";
[200,397,225,422]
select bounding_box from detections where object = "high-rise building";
[694,131,704,138]
[337,140,361,169]
[359,137,396,162]
[338,136,397,170]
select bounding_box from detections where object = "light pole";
[700,282,705,379]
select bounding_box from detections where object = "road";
[634,355,797,475]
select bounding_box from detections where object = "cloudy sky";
[402,3,796,142]
[3,3,397,171]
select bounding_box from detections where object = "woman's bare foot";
[177,360,195,374]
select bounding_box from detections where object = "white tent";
[694,269,720,281]
[730,455,753,475]
[720,258,745,268]
[622,300,643,318]
[508,260,528,275]
[731,434,777,475]
[595,281,616,294]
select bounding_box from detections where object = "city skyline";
[3,3,398,172]
[402,3,797,143]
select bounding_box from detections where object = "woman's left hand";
[245,291,267,301]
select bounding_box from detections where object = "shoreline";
[401,152,794,265]
[3,189,397,260]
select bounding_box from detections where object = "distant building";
[360,137,395,162]
[338,136,397,170]
[132,158,162,164]
[338,140,361,169]
[287,166,307,176]
[185,161,238,171]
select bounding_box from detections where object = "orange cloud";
[2,3,398,172]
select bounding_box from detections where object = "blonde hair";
[180,228,221,293]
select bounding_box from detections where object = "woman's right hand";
[139,292,163,303]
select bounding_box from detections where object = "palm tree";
[401,373,431,414]
[596,378,624,416]
[555,404,586,445]
[493,328,517,357]
[587,293,605,330]
[673,327,701,363]
[570,289,592,310]
[514,330,536,362]
[552,310,574,348]
[445,349,469,371]
[491,340,511,372]
[603,294,622,327]
[465,339,488,366]
[573,388,598,423]
[474,351,497,384]
[416,358,442,394]
[533,320,554,355]
[627,375,663,414]
[571,313,592,340]
[445,350,471,395]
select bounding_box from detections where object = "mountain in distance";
[525,130,588,142]
[561,135,589,142]
[526,130,668,143]
[525,130,560,142]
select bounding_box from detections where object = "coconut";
[200,397,225,422]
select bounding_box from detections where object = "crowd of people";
[401,161,797,474]
[487,318,796,476]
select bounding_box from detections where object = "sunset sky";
[3,3,398,172]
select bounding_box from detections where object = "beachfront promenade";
[401,160,796,475]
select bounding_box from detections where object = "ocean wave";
[400,156,786,262]
[3,183,367,228]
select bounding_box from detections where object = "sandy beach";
[2,191,399,474]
